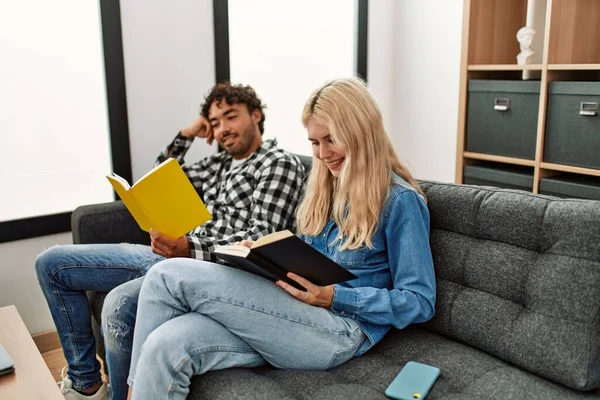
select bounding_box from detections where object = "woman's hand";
[276,272,334,308]
[238,240,254,248]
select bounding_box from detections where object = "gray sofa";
[74,178,600,399]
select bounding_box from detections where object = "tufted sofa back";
[419,181,600,391]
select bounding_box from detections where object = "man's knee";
[102,282,140,351]
[34,245,68,284]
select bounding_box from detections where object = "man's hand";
[276,272,334,308]
[181,116,214,145]
[150,229,191,258]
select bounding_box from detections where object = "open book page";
[110,173,131,190]
[214,245,251,257]
[214,230,294,255]
[252,230,294,248]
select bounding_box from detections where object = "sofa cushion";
[420,182,600,391]
[187,327,599,399]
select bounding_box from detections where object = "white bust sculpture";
[516,27,536,65]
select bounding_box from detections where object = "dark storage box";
[464,162,534,191]
[544,81,600,169]
[466,80,541,160]
[540,173,600,201]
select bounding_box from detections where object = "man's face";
[208,101,260,158]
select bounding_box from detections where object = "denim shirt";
[300,175,436,355]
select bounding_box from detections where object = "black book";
[214,230,357,291]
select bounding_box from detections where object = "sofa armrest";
[71,201,150,245]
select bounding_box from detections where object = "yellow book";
[106,158,211,238]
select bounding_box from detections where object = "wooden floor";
[42,348,107,383]
[42,348,68,382]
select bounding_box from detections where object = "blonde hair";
[296,77,424,250]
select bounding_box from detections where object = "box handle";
[494,98,510,111]
[580,102,599,116]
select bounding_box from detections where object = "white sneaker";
[58,367,108,400]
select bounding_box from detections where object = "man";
[35,83,305,400]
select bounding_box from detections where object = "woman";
[127,78,436,399]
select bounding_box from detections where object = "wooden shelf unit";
[456,0,600,193]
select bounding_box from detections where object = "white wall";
[120,0,216,181]
[367,0,395,135]
[382,0,464,182]
[0,233,71,334]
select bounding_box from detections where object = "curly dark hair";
[200,82,266,134]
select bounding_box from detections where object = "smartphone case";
[385,361,440,399]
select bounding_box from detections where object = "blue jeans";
[129,259,367,400]
[35,244,164,400]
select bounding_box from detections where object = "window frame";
[0,1,132,243]
[212,0,369,83]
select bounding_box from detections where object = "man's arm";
[156,131,195,166]
[156,116,215,192]
[157,115,212,166]
[188,156,305,260]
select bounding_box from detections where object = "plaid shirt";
[157,132,306,260]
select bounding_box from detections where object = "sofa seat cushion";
[187,327,599,400]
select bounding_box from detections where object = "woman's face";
[307,119,346,178]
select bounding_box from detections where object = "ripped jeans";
[35,244,163,400]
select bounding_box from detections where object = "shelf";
[463,152,536,167]
[468,64,543,71]
[468,0,528,65]
[548,0,600,65]
[468,64,600,71]
[548,64,600,71]
[540,163,600,178]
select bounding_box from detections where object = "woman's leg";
[102,277,145,400]
[129,259,366,391]
[132,313,265,400]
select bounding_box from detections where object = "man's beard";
[222,125,256,157]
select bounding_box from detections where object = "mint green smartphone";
[385,361,440,399]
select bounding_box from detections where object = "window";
[0,1,131,242]
[215,0,368,155]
